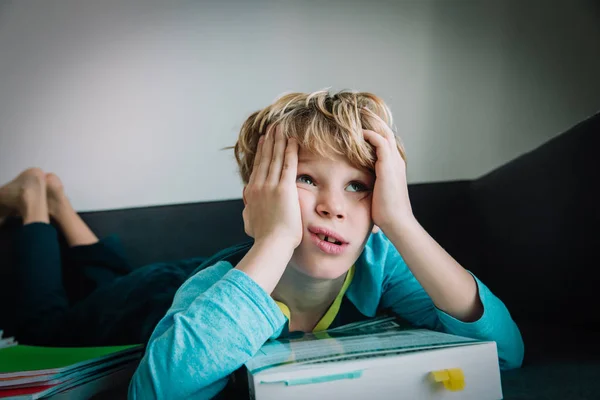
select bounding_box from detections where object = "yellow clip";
[430,368,465,392]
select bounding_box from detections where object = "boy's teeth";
[317,233,340,244]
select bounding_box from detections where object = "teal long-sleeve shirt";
[128,231,524,399]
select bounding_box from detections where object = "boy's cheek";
[296,190,313,210]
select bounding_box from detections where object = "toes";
[46,173,56,184]
[1,168,46,212]
[13,168,46,188]
[45,173,64,191]
[21,167,46,181]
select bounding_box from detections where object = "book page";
[246,317,481,374]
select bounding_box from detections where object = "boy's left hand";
[362,109,414,232]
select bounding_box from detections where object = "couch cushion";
[501,361,600,400]
[408,180,481,274]
[76,199,248,268]
[469,111,600,328]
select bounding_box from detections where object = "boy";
[128,90,524,399]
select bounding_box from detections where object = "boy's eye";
[346,182,369,193]
[297,175,315,186]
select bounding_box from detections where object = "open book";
[245,316,502,400]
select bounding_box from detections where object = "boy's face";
[288,148,376,279]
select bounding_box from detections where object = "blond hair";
[233,89,406,184]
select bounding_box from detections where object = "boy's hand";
[243,126,302,250]
[362,108,414,232]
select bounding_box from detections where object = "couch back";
[469,111,599,329]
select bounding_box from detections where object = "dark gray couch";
[1,111,598,399]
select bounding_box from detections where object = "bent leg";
[62,236,133,303]
[22,261,188,346]
[14,223,68,344]
[46,173,132,299]
[2,169,68,343]
[46,173,97,247]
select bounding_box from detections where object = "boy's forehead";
[298,148,341,163]
[297,148,372,176]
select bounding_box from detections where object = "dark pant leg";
[15,224,206,346]
[14,223,134,345]
[62,235,133,303]
[18,251,194,346]
[45,261,191,346]
[14,223,70,344]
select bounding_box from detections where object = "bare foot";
[45,173,98,246]
[0,168,46,218]
[46,173,72,219]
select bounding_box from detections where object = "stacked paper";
[0,342,143,399]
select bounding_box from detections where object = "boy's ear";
[371,225,380,234]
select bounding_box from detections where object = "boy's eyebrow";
[296,162,374,182]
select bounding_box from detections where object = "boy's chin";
[290,252,354,280]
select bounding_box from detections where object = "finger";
[248,135,265,185]
[363,129,390,163]
[363,129,388,151]
[254,126,275,184]
[364,126,406,167]
[267,126,287,186]
[281,137,299,185]
[362,107,396,146]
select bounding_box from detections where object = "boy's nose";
[316,197,345,220]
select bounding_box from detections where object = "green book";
[0,344,142,378]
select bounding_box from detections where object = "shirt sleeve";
[378,239,524,370]
[128,261,286,399]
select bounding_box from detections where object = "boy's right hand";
[242,125,302,251]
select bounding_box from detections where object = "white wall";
[0,0,598,212]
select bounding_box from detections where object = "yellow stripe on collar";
[274,265,355,333]
[313,265,355,332]
[274,301,291,321]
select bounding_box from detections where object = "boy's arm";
[128,260,287,399]
[384,217,484,322]
[362,110,523,369]
[362,110,482,322]
[238,126,302,293]
[376,231,524,370]
[129,127,302,398]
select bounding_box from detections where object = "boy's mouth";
[316,233,343,245]
[307,226,349,255]
[308,226,347,244]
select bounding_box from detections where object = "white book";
[245,317,503,400]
